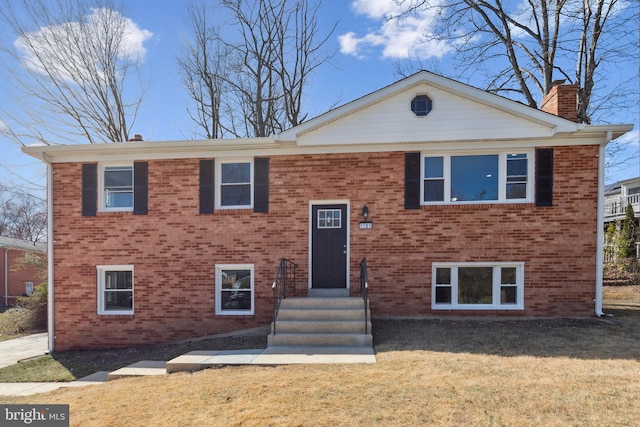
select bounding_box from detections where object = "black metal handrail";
[360,257,370,335]
[271,258,297,335]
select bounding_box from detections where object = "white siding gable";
[294,83,559,146]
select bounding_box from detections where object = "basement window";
[215,264,254,315]
[97,265,134,315]
[432,262,524,310]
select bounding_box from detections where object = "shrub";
[0,283,47,335]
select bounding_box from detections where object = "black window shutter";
[199,159,215,214]
[133,161,148,215]
[404,152,421,209]
[536,148,554,207]
[254,158,269,213]
[82,163,97,216]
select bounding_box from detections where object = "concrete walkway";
[166,346,376,373]
[0,333,375,397]
[0,333,48,369]
[0,372,109,397]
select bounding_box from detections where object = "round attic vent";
[411,94,432,117]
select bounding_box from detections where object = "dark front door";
[311,204,347,288]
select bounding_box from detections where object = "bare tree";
[179,0,336,138]
[0,184,47,243]
[393,0,636,124]
[178,2,229,140]
[0,0,152,145]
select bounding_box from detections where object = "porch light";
[362,205,369,221]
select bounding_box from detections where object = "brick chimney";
[540,84,579,122]
[128,134,143,142]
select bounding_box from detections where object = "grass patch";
[0,335,267,383]
[0,355,75,382]
[0,286,638,426]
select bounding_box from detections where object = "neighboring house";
[604,177,640,223]
[22,71,633,351]
[0,236,46,307]
[604,177,640,259]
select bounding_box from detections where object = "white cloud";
[90,8,153,61]
[14,8,153,81]
[339,0,452,60]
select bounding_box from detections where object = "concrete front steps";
[95,297,374,380]
[268,295,373,349]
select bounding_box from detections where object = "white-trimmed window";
[422,152,532,204]
[216,159,253,209]
[215,264,254,315]
[97,265,134,315]
[99,163,133,211]
[432,262,524,310]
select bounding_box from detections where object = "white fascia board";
[21,137,278,163]
[581,124,634,141]
[20,123,633,164]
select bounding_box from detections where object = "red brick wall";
[1,249,45,306]
[51,145,599,350]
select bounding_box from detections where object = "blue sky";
[1,0,638,192]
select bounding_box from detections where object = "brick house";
[0,236,46,307]
[23,71,633,351]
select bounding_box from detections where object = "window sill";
[215,311,255,316]
[432,305,523,310]
[97,209,133,214]
[98,312,134,317]
[422,199,533,207]
[212,208,254,215]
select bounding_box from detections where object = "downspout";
[44,154,55,353]
[4,249,7,307]
[595,137,610,317]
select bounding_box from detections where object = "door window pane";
[317,209,341,229]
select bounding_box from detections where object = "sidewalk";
[0,372,108,397]
[0,333,48,369]
[0,329,376,397]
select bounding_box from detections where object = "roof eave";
[21,137,278,163]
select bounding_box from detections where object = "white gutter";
[595,142,607,317]
[45,156,55,353]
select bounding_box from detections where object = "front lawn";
[0,286,638,426]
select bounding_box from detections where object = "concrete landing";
[166,346,376,373]
[107,361,168,381]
